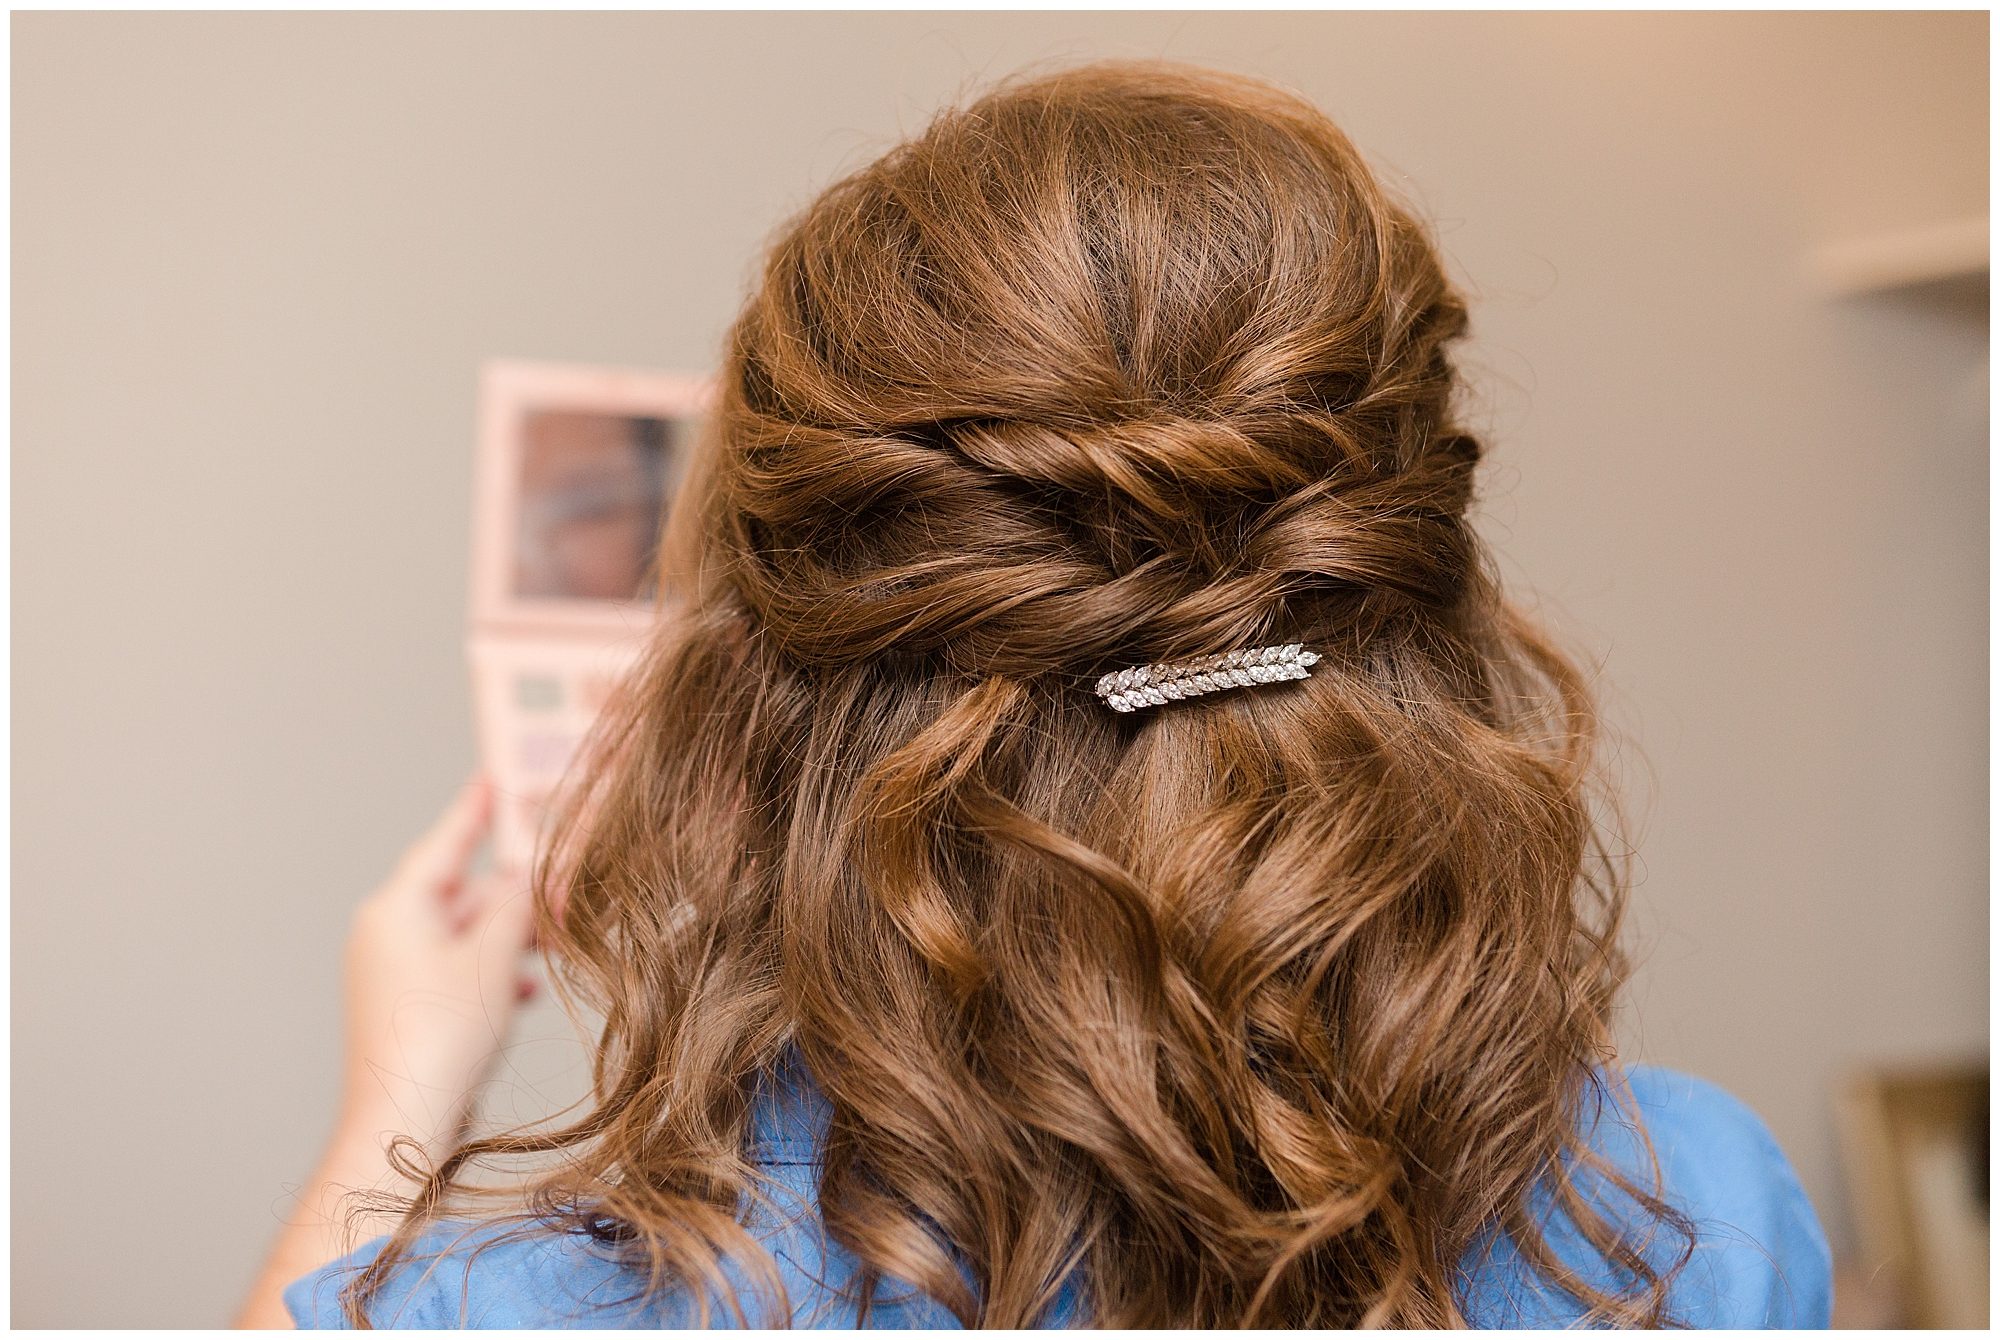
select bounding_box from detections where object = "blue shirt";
[286,1063,1830,1328]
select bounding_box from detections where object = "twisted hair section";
[350,61,1691,1327]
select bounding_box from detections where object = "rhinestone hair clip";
[1093,643,1320,713]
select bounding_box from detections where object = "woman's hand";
[339,777,538,1159]
[236,778,539,1328]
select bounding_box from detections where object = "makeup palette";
[467,360,711,872]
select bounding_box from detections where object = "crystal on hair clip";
[1093,643,1319,713]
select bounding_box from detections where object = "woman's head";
[362,61,1687,1327]
[708,62,1476,677]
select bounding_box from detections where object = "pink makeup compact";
[467,360,712,874]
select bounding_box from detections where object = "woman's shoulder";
[1624,1064,1834,1326]
[1459,1064,1833,1328]
[283,1174,964,1329]
[283,1219,674,1329]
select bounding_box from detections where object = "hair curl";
[352,60,1691,1327]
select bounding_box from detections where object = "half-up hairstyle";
[353,60,1692,1327]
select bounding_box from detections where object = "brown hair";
[355,61,1691,1327]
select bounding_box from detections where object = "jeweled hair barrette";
[1093,643,1320,713]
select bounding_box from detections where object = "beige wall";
[13,12,1986,1326]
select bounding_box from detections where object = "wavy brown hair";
[353,61,1692,1327]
